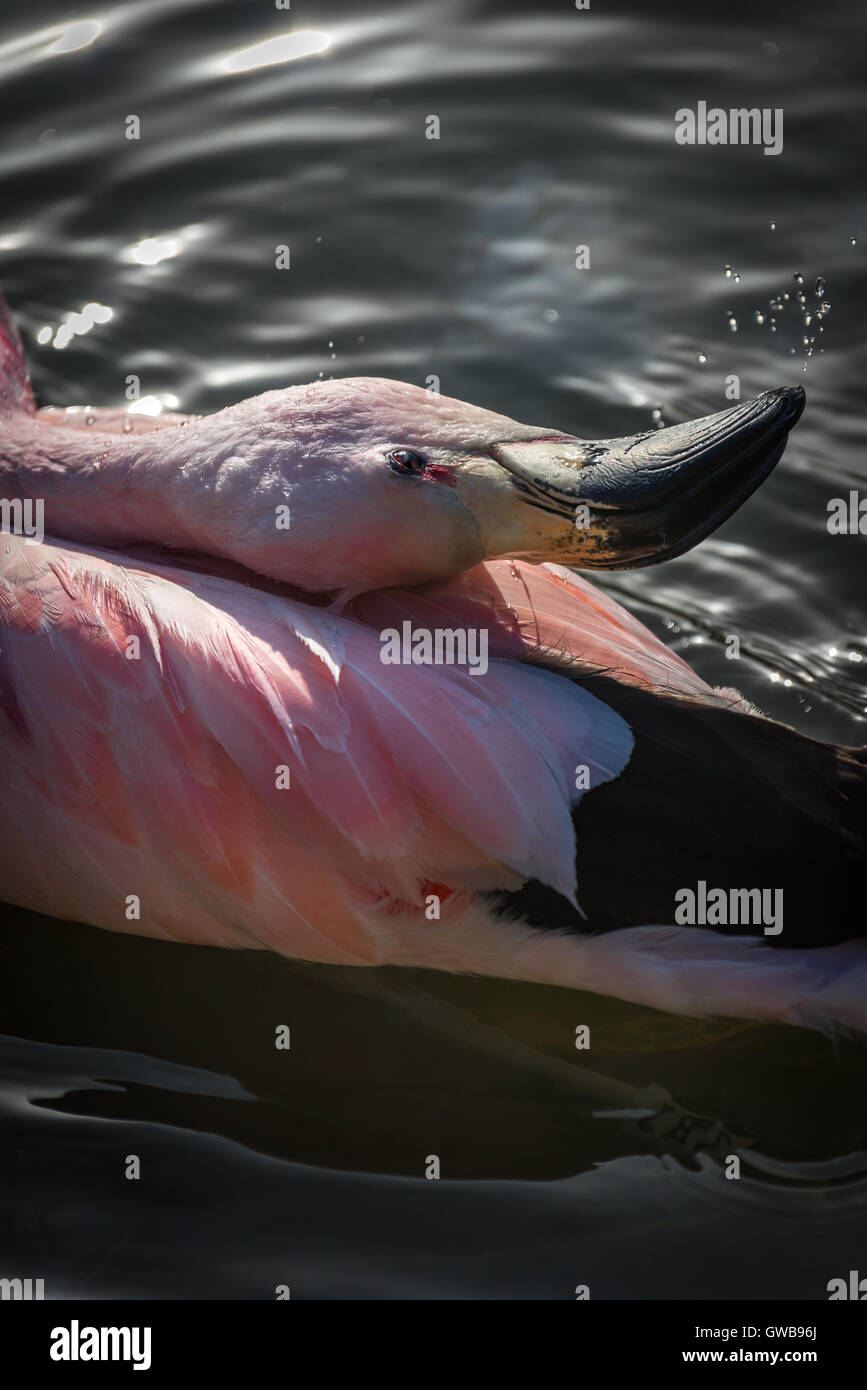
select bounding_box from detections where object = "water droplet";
[651,407,664,428]
[697,352,707,363]
[782,292,790,301]
[122,417,133,433]
[851,236,857,246]
[754,311,766,325]
[327,340,333,349]
[543,308,559,322]
[728,316,738,333]
[794,272,804,285]
[814,276,825,297]
[804,313,812,326]
[85,414,95,426]
[724,265,735,278]
[770,221,776,230]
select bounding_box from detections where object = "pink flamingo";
[1,293,864,1030]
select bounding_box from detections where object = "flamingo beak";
[489,386,805,568]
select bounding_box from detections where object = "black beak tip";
[591,385,807,569]
[763,384,806,429]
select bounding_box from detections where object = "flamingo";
[1,292,864,1032]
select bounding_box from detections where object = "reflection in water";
[222,32,332,75]
[49,21,102,57]
[37,300,113,350]
[2,928,867,1299]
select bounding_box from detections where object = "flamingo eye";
[387,448,427,476]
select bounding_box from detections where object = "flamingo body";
[1,295,864,1031]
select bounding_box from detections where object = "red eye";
[387,448,427,476]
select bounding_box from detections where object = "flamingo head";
[211,377,804,594]
[22,373,803,597]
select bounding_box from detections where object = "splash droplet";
[697,352,707,364]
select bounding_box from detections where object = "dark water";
[1,0,865,1299]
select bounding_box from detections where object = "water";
[1,0,865,1299]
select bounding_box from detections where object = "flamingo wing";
[346,559,734,704]
[0,534,632,962]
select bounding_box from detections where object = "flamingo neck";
[1,412,197,553]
